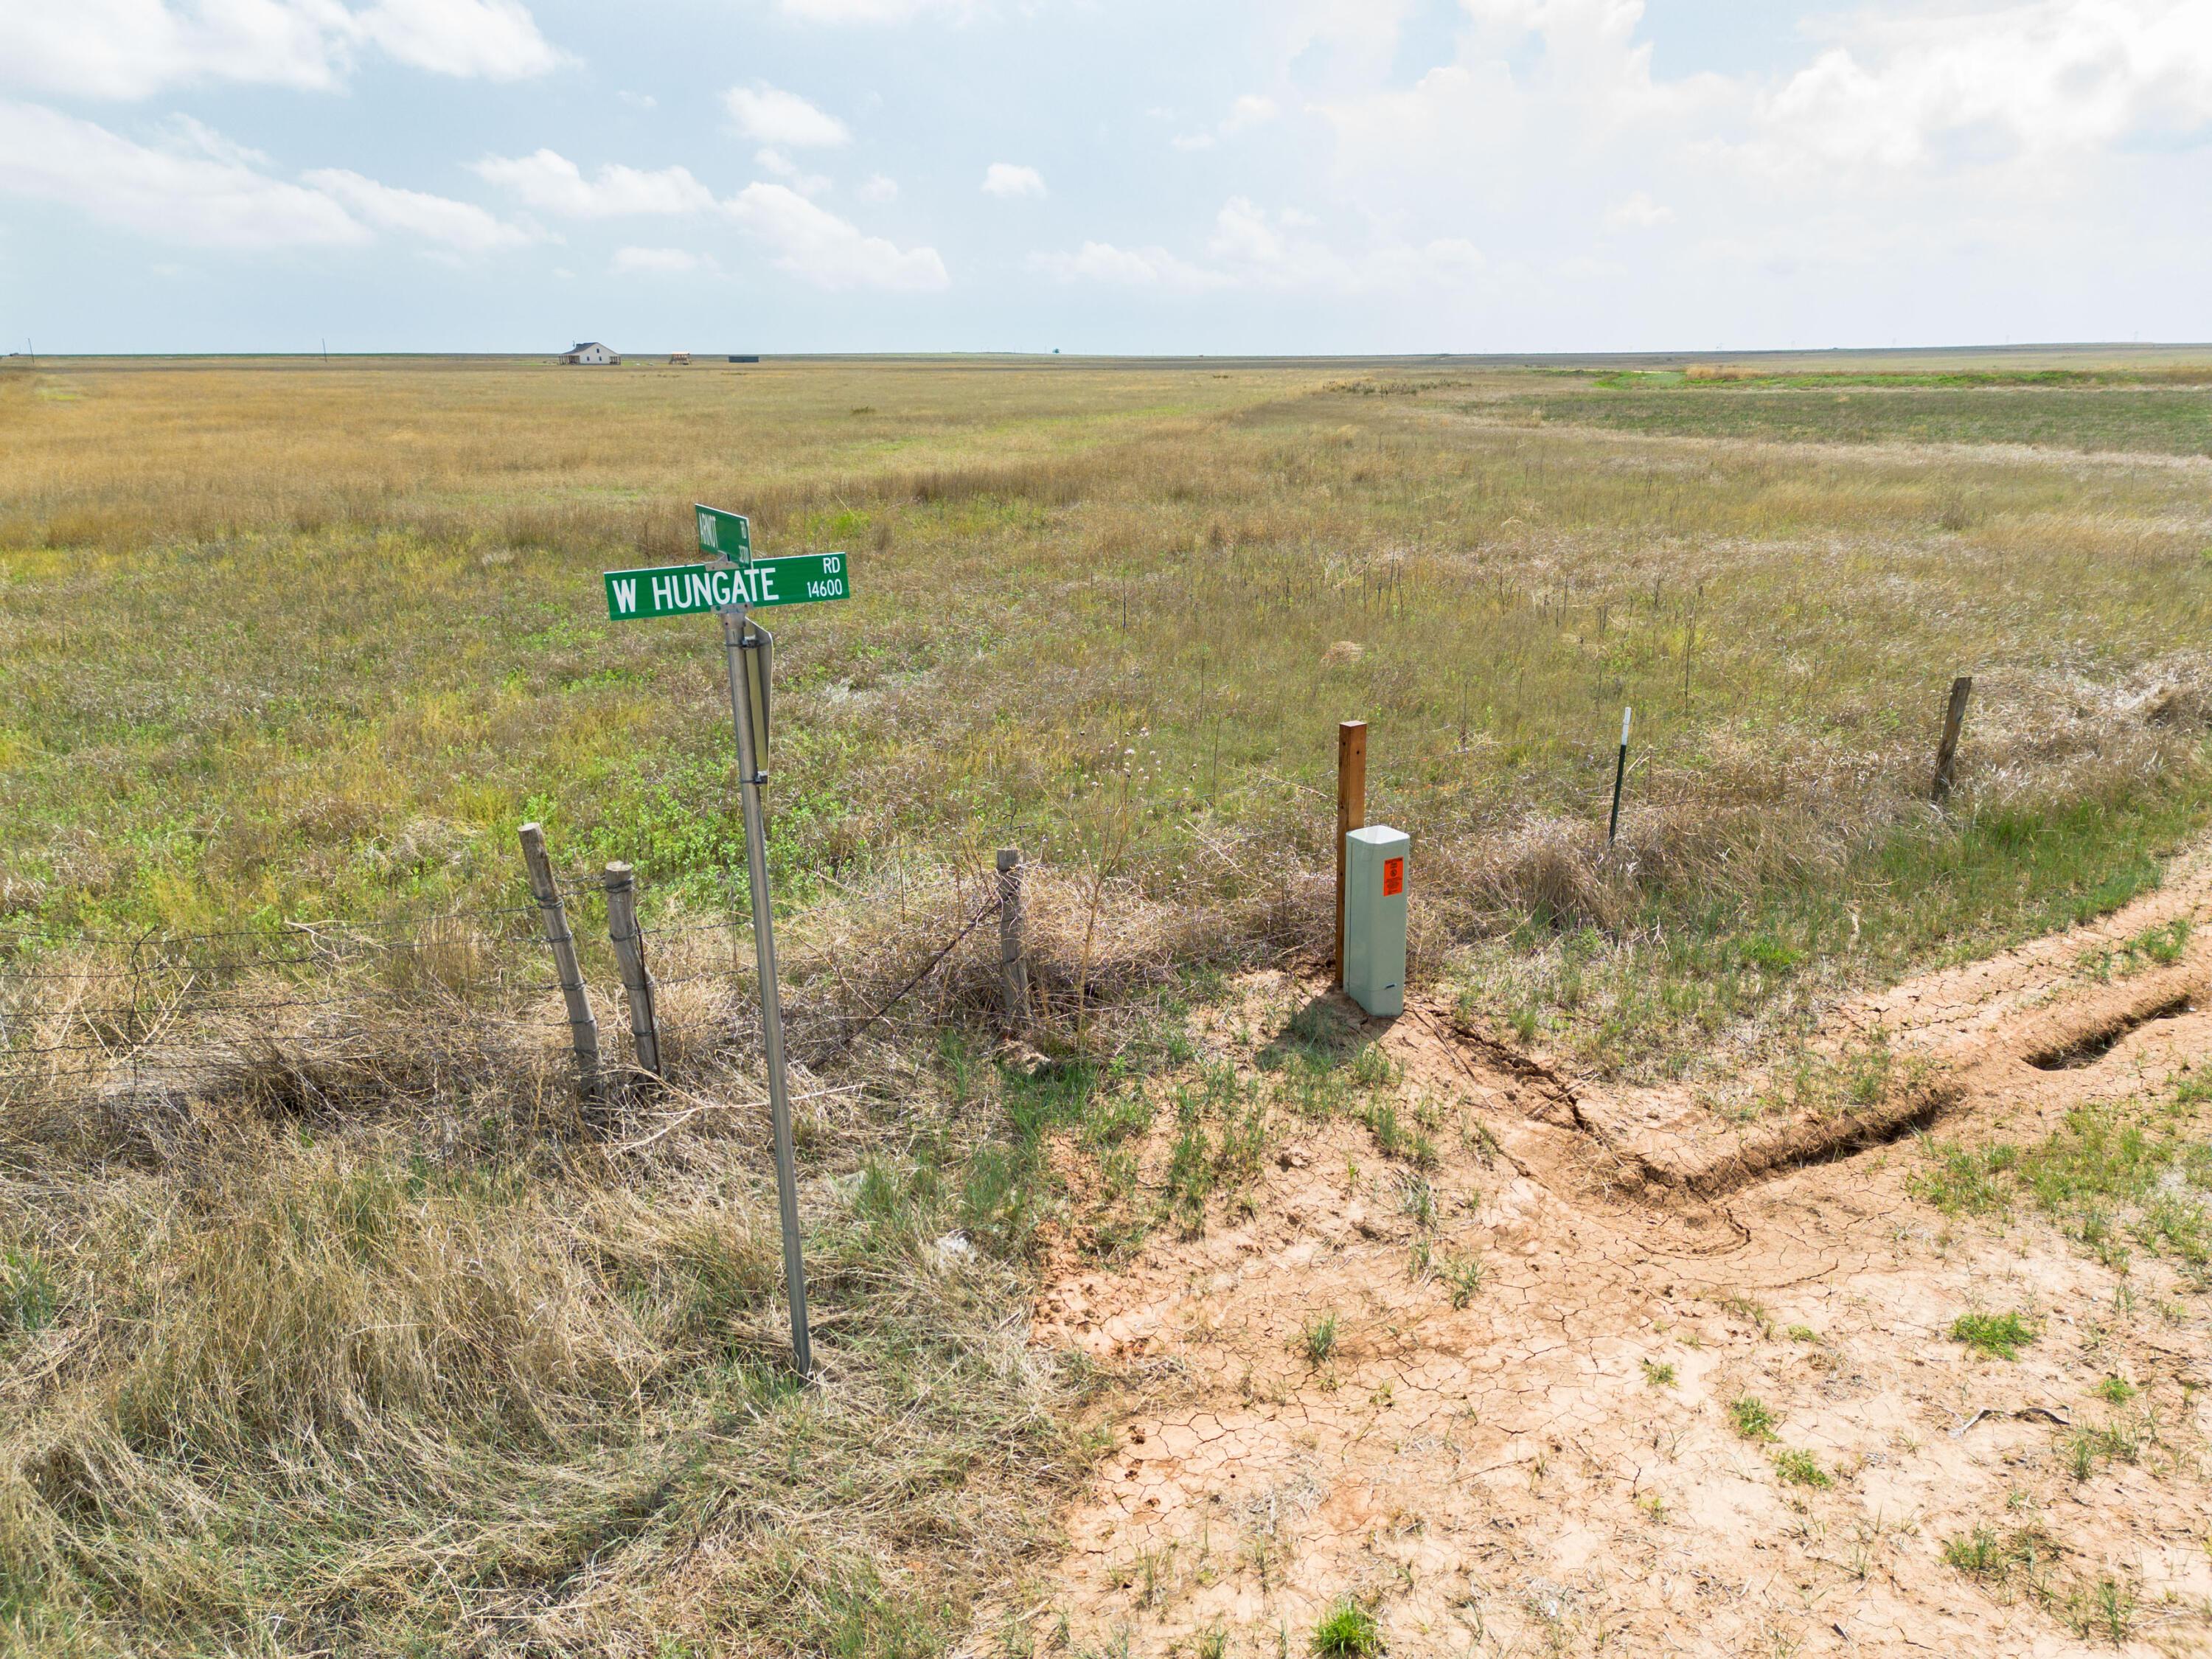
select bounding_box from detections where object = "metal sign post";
[1608,706,1632,844]
[720,595,811,1377]
[603,505,851,1378]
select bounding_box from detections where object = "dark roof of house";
[565,341,611,352]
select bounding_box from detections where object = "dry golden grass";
[4,350,2212,1653]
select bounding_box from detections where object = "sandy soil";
[983,853,2212,1658]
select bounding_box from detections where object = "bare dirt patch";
[984,858,2212,1657]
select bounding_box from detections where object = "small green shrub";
[1951,1310,2037,1360]
[1728,1396,1778,1441]
[1311,1597,1382,1658]
[1440,1253,1484,1310]
[1641,1359,1676,1388]
[1300,1311,1340,1366]
[1942,1527,2006,1578]
[1772,1448,1831,1487]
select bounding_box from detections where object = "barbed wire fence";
[0,831,1064,1163]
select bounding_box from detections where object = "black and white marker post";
[601,506,854,1378]
[1607,705,1632,845]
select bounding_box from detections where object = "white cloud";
[753,147,832,195]
[726,181,947,290]
[1606,189,1671,229]
[1752,0,2212,175]
[0,99,365,247]
[1173,91,1281,150]
[613,245,705,274]
[724,84,850,147]
[1036,197,1485,296]
[472,150,715,215]
[770,0,974,19]
[982,161,1046,198]
[0,0,564,99]
[351,0,564,80]
[858,173,899,201]
[1027,241,1233,295]
[166,114,272,169]
[1222,94,1279,133]
[304,168,534,251]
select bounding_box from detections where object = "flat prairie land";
[4,350,2212,1657]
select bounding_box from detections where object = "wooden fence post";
[520,822,599,1101]
[602,861,661,1078]
[1931,675,1973,807]
[1335,721,1368,987]
[996,848,1030,1033]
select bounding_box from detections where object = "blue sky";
[1,0,2206,354]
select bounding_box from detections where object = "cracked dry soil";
[982,851,2212,1657]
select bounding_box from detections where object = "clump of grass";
[1361,1102,1438,1168]
[1310,1596,1383,1657]
[2064,1419,2146,1481]
[1952,1310,2038,1360]
[1439,1253,1485,1309]
[1718,1293,1775,1338]
[2064,1576,2139,1644]
[1641,1358,1677,1388]
[2096,1374,2137,1403]
[1913,1096,2212,1284]
[2080,917,2191,979]
[1941,1524,2056,1585]
[1772,1448,1832,1488]
[1728,1396,1779,1441]
[1162,1087,1215,1237]
[1785,1324,1818,1343]
[1299,1311,1340,1367]
[0,1249,57,1335]
[1394,1172,1436,1230]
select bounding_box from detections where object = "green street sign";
[603,552,851,622]
[695,504,751,565]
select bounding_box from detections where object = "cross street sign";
[602,552,849,622]
[695,504,751,565]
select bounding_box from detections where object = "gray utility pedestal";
[1344,824,1409,1018]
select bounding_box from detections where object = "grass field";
[3,349,2211,1654]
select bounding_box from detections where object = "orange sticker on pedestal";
[1382,857,1404,897]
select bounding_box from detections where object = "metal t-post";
[1607,706,1632,845]
[720,594,813,1377]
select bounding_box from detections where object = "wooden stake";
[602,861,661,1078]
[520,823,599,1101]
[1335,720,1368,986]
[1931,675,1973,806]
[996,847,1030,1033]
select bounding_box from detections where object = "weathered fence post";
[1335,720,1368,987]
[602,861,661,1078]
[1931,675,1973,807]
[996,847,1030,1032]
[520,822,599,1101]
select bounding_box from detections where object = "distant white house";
[560,341,619,365]
[669,350,691,366]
